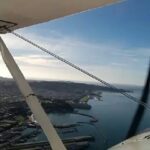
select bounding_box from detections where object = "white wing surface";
[0,0,119,33]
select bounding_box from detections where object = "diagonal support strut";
[0,36,66,150]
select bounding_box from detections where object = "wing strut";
[126,61,150,139]
[0,36,66,150]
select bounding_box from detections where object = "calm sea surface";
[30,85,150,149]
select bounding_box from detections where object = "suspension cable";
[5,29,150,110]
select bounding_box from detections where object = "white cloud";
[14,55,60,67]
[110,62,127,67]
[0,29,149,86]
[0,56,12,78]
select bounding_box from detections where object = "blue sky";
[1,0,150,85]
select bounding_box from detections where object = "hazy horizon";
[0,75,145,87]
[0,0,150,86]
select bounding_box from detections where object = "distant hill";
[0,76,11,81]
[0,76,129,93]
[0,78,132,102]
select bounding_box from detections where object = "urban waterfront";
[0,80,150,150]
[29,85,150,150]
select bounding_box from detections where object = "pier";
[7,136,94,150]
[74,112,98,123]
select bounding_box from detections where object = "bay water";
[30,85,150,149]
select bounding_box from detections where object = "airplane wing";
[0,0,120,33]
[109,131,150,150]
